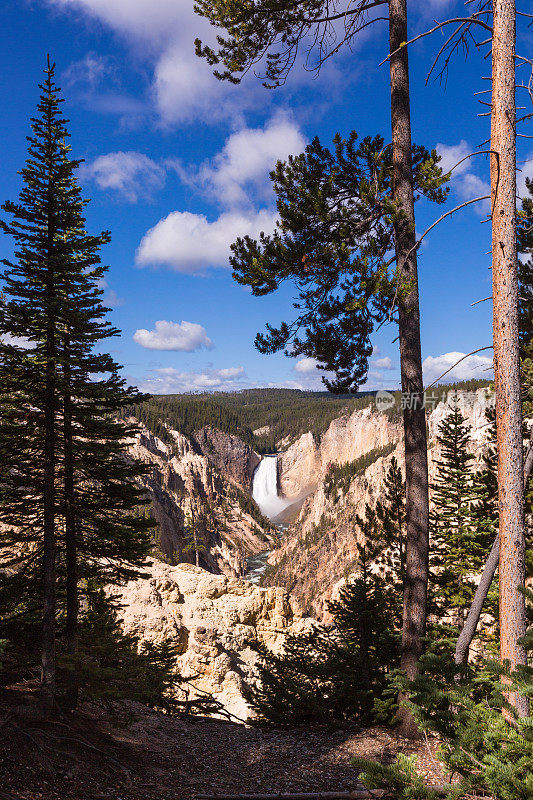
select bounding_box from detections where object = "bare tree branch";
[408,196,491,259]
[379,13,493,67]
[424,347,493,390]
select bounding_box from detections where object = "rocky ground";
[0,695,449,800]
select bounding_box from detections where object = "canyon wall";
[267,388,496,620]
[194,425,260,491]
[279,406,402,500]
[118,388,496,715]
[129,424,274,578]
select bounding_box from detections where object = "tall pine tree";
[430,396,492,632]
[375,456,406,591]
[0,59,153,708]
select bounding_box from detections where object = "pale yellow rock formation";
[279,406,402,499]
[113,559,311,720]
[129,424,274,577]
[269,389,496,620]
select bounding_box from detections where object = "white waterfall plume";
[252,455,290,520]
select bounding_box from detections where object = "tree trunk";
[388,0,430,736]
[455,535,499,670]
[63,344,79,710]
[491,0,528,717]
[41,299,57,708]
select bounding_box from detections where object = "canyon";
[120,386,497,717]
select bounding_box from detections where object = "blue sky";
[1,0,531,394]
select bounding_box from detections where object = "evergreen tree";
[0,60,153,707]
[229,133,446,392]
[374,456,406,590]
[356,589,533,800]
[193,3,453,724]
[351,456,406,603]
[245,545,400,726]
[518,185,533,521]
[430,397,492,631]
[470,406,498,537]
[182,511,207,567]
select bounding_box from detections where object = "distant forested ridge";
[123,382,491,454]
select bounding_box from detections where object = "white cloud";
[105,289,125,308]
[455,173,491,206]
[133,320,213,351]
[422,351,493,385]
[139,365,246,394]
[178,113,306,207]
[62,52,111,88]
[96,278,125,307]
[374,356,394,370]
[0,333,33,349]
[437,140,472,176]
[136,208,277,273]
[294,357,321,374]
[216,366,244,379]
[82,151,165,202]
[436,141,490,214]
[153,45,256,125]
[50,0,185,42]
[49,0,260,124]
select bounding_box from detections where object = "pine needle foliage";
[0,60,153,701]
[356,590,533,800]
[430,396,494,630]
[324,443,396,501]
[228,132,447,392]
[374,455,407,590]
[67,586,180,707]
[245,547,400,726]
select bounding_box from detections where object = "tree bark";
[63,343,79,710]
[491,0,528,717]
[41,277,57,708]
[388,0,430,736]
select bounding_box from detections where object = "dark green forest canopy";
[124,381,492,455]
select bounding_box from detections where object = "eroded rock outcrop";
[279,406,402,499]
[114,559,312,719]
[194,426,260,491]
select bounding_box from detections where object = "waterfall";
[252,455,290,521]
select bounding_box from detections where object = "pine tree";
[430,397,492,632]
[470,407,499,541]
[518,180,533,522]
[0,59,153,707]
[182,511,207,567]
[245,544,400,726]
[194,3,452,729]
[375,456,406,590]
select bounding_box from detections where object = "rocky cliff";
[129,424,274,578]
[194,425,260,491]
[279,406,402,499]
[267,388,496,620]
[113,558,312,720]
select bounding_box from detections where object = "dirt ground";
[0,694,449,800]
